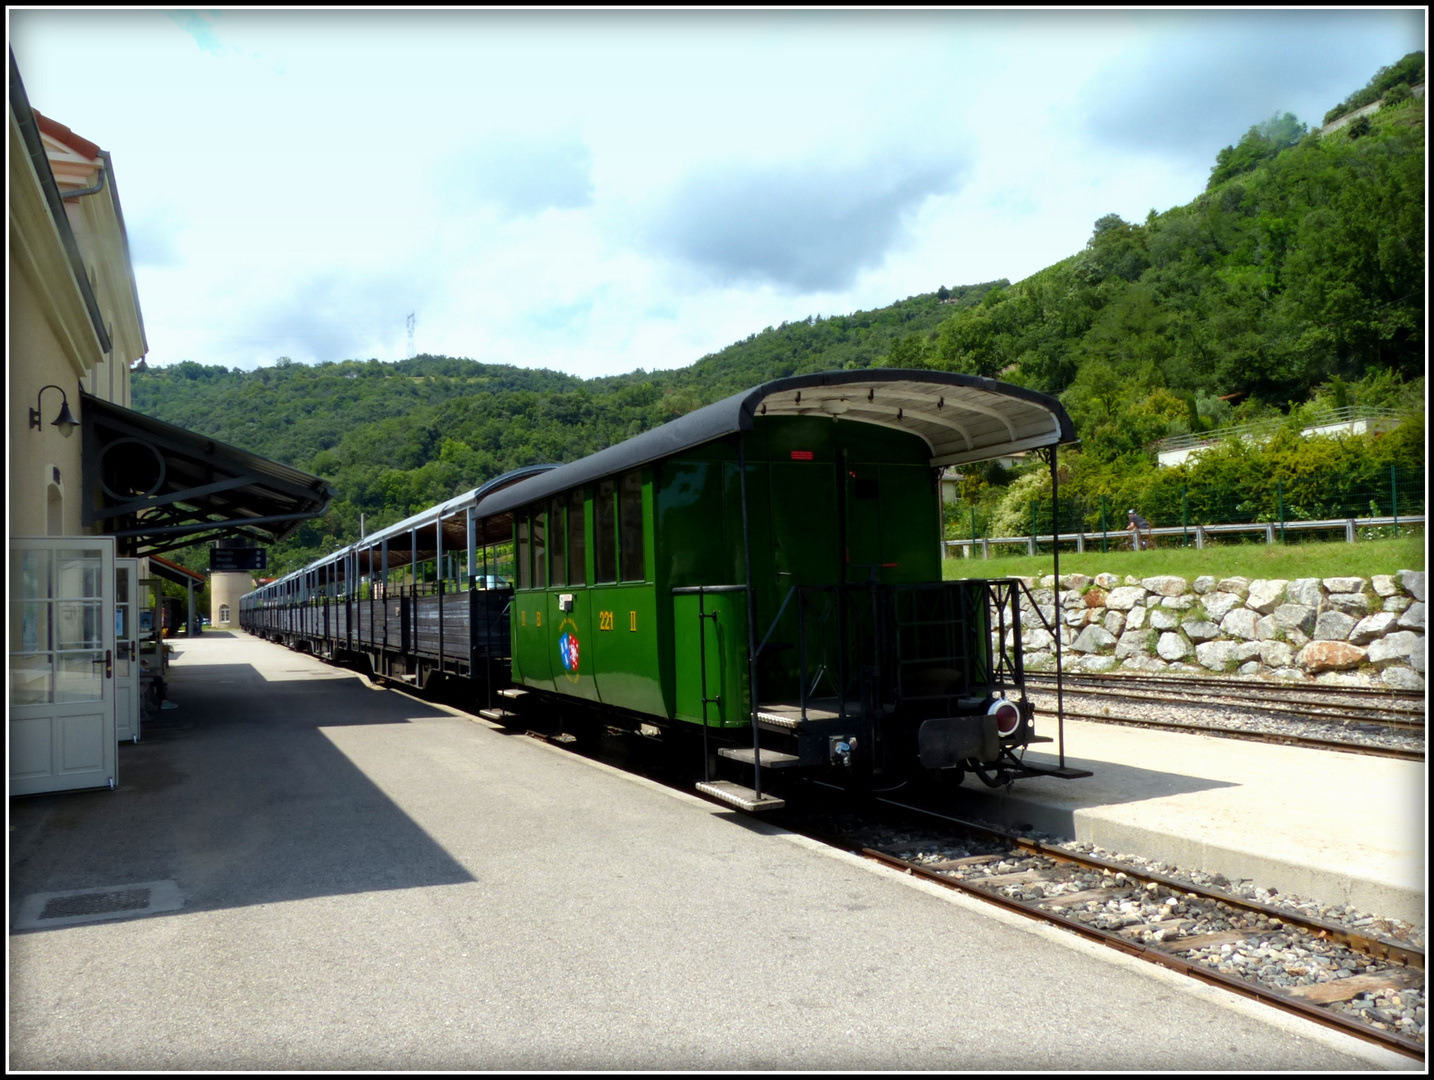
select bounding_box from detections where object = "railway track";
[1028,671,1425,726]
[1025,672,1425,759]
[782,788,1426,1062]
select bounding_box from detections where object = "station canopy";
[479,370,1078,517]
[81,393,335,558]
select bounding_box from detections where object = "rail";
[946,514,1425,558]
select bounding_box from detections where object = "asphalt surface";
[7,633,1411,1070]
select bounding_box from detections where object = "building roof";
[80,393,336,558]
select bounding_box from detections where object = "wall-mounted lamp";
[30,385,79,438]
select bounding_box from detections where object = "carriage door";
[8,537,118,794]
[841,458,884,584]
[115,558,141,743]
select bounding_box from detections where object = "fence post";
[1276,480,1286,544]
[1030,500,1038,557]
[1181,485,1189,548]
[1391,464,1399,537]
[971,506,977,552]
[1100,495,1108,554]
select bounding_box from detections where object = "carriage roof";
[478,369,1077,517]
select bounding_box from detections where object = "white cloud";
[8,9,1424,379]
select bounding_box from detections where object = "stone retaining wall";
[1013,569,1425,689]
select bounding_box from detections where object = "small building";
[8,53,333,794]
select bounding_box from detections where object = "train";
[240,370,1091,810]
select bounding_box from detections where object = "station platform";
[7,633,1409,1071]
[946,715,1426,927]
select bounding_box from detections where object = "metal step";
[478,708,522,724]
[716,747,803,768]
[755,699,851,732]
[695,780,786,812]
[497,686,528,700]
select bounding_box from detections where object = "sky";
[7,8,1426,380]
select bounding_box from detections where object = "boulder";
[1193,575,1217,595]
[1039,575,1057,589]
[1113,629,1152,659]
[1322,576,1367,594]
[1078,654,1119,673]
[1397,602,1425,632]
[1382,595,1413,614]
[1257,640,1295,668]
[1123,575,1141,586]
[1082,587,1107,609]
[1235,642,1263,662]
[1349,612,1399,644]
[1159,595,1197,610]
[1220,608,1260,640]
[1312,611,1358,642]
[1270,603,1317,635]
[1104,586,1146,612]
[1286,578,1324,608]
[1315,671,1375,688]
[1070,625,1117,654]
[1217,576,1253,596]
[1370,574,1401,598]
[1398,570,1424,602]
[1195,640,1241,671]
[1147,607,1181,631]
[1296,640,1367,673]
[1367,631,1421,668]
[1237,661,1262,676]
[1156,632,1191,661]
[1022,627,1055,651]
[1094,573,1120,590]
[1061,573,1092,590]
[1181,619,1221,642]
[1141,575,1188,597]
[1324,592,1373,618]
[1245,579,1289,614]
[1381,667,1425,691]
[1124,605,1148,631]
[1102,610,1126,638]
[1201,592,1243,622]
[1269,667,1307,681]
[1122,654,1169,672]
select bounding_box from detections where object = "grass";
[943,534,1425,582]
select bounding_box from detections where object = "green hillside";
[133,55,1425,578]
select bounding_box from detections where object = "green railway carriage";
[241,371,1091,811]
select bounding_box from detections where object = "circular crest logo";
[557,617,580,682]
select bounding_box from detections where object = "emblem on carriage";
[557,617,580,682]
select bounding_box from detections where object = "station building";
[8,51,333,794]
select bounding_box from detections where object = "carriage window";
[566,489,586,586]
[549,498,566,585]
[593,478,617,583]
[516,516,530,590]
[531,507,548,589]
[618,470,645,582]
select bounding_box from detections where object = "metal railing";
[946,513,1425,558]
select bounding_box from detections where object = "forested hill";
[133,53,1424,575]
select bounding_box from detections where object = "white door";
[115,558,141,743]
[8,538,117,795]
